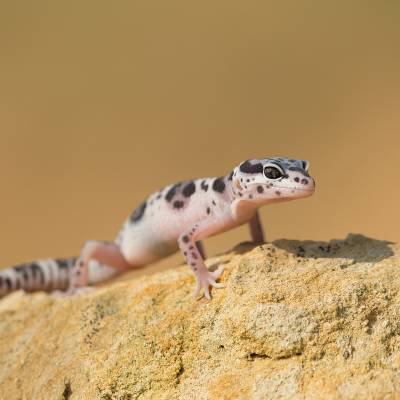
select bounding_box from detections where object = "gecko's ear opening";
[301,160,310,171]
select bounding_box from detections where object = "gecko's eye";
[263,166,283,180]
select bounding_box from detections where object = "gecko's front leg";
[178,222,225,300]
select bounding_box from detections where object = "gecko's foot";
[53,286,95,298]
[193,266,224,301]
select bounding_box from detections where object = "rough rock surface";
[1,234,400,400]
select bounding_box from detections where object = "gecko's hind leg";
[67,240,131,293]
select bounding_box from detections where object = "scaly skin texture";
[0,157,315,300]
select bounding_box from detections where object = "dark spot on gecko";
[182,181,196,197]
[212,200,216,205]
[130,201,147,223]
[189,246,194,250]
[183,251,187,256]
[201,180,209,191]
[192,253,198,259]
[206,207,211,214]
[294,177,300,183]
[57,258,73,269]
[165,183,182,202]
[173,200,184,209]
[227,170,234,180]
[191,263,196,267]
[182,235,189,243]
[257,186,264,193]
[238,192,243,197]
[212,177,226,193]
[156,193,162,200]
[248,194,253,199]
[275,191,281,196]
[239,160,263,174]
[5,277,11,289]
[0,276,3,287]
[30,263,45,284]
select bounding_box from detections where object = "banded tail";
[0,257,77,298]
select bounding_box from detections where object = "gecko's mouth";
[275,186,314,192]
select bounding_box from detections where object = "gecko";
[0,157,315,300]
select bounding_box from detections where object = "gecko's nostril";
[301,178,309,185]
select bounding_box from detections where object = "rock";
[0,234,399,399]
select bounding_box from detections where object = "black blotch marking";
[212,177,226,193]
[227,170,234,180]
[206,207,211,215]
[192,253,198,259]
[275,191,281,196]
[130,201,147,223]
[294,177,300,183]
[13,265,27,282]
[238,192,243,197]
[191,263,196,267]
[15,278,21,290]
[182,235,189,243]
[31,263,45,284]
[156,193,162,200]
[257,186,264,193]
[165,183,182,202]
[201,180,209,191]
[5,277,12,289]
[183,181,196,197]
[248,194,253,199]
[173,200,184,209]
[212,200,216,205]
[239,160,263,174]
[183,251,187,256]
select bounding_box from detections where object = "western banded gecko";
[0,157,315,300]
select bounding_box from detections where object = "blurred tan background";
[0,1,399,273]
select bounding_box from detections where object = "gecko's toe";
[211,266,224,280]
[210,281,224,289]
[204,286,211,300]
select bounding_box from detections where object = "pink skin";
[66,158,315,300]
[0,158,315,300]
[71,241,131,288]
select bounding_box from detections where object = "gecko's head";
[230,157,315,204]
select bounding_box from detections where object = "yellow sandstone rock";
[0,234,399,399]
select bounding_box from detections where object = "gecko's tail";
[0,257,77,298]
